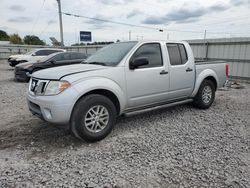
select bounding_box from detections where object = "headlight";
[44,80,71,95]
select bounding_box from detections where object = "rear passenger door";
[166,43,195,100]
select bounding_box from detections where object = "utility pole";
[203,30,207,60]
[129,31,131,41]
[203,30,207,40]
[56,0,64,47]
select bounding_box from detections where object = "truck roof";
[118,40,188,44]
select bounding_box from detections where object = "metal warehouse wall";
[187,37,250,80]
[0,44,104,60]
[64,46,103,54]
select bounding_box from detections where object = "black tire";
[70,94,117,142]
[193,79,215,109]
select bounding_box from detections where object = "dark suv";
[14,52,88,82]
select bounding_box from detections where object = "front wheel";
[70,94,117,142]
[193,79,215,109]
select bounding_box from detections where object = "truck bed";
[195,60,227,88]
[195,60,225,65]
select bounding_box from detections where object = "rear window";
[35,50,48,56]
[35,49,62,56]
[54,53,71,61]
[166,43,188,65]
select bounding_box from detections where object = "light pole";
[56,0,64,47]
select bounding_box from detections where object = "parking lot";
[0,60,249,187]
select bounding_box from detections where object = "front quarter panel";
[72,77,127,114]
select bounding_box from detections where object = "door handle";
[186,67,193,72]
[160,70,168,75]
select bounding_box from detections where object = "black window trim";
[130,42,164,69]
[166,43,188,66]
[178,43,188,64]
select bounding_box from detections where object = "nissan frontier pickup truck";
[27,41,228,141]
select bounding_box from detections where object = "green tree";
[9,34,22,44]
[0,30,10,41]
[23,35,45,45]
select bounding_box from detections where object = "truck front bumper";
[27,88,78,125]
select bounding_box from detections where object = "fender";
[191,69,218,98]
[71,77,127,114]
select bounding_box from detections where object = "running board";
[123,99,193,117]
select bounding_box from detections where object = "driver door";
[125,42,169,108]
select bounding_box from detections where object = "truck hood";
[32,64,108,80]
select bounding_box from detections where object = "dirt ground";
[0,60,249,187]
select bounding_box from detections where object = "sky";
[0,0,250,45]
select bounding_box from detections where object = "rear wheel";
[193,79,215,109]
[70,94,117,142]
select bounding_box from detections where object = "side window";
[46,50,60,55]
[70,53,77,59]
[35,50,47,56]
[131,43,163,68]
[71,53,84,59]
[45,50,54,55]
[166,44,182,65]
[52,50,63,53]
[61,53,71,61]
[79,53,87,59]
[53,53,70,63]
[166,43,188,65]
[35,50,58,56]
[53,54,63,61]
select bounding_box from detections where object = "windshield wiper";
[86,62,107,66]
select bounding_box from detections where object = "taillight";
[226,64,229,77]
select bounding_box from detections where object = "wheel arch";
[76,89,121,115]
[71,78,126,116]
[191,69,218,98]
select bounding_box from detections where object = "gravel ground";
[0,60,249,188]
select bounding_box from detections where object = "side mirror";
[129,57,149,69]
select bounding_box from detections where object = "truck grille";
[29,78,49,95]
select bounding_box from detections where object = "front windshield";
[84,42,137,66]
[39,52,61,62]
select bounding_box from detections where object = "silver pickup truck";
[27,41,228,141]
